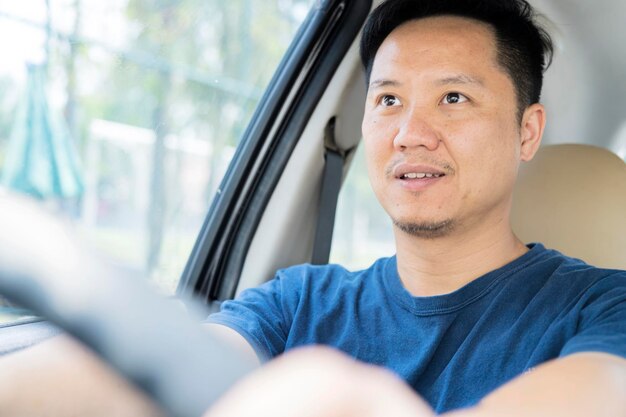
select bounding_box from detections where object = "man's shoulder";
[535,243,624,274]
[521,243,626,292]
[273,256,394,289]
[276,256,394,278]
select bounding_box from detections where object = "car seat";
[511,144,626,270]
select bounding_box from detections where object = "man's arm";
[0,324,257,416]
[0,335,164,417]
[205,346,436,417]
[445,352,626,417]
[205,323,261,366]
[204,349,626,417]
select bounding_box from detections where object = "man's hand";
[445,352,626,417]
[0,325,252,417]
[205,346,435,417]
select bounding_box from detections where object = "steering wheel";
[0,192,258,417]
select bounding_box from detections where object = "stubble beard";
[392,218,456,239]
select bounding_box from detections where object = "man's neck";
[394,218,528,297]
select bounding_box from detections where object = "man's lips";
[388,163,452,192]
[391,164,448,180]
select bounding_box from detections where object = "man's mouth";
[390,164,449,191]
[399,172,445,179]
[392,164,448,179]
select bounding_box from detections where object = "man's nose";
[392,112,440,151]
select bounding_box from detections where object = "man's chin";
[392,218,456,239]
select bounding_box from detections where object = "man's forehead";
[368,74,486,90]
[371,15,498,65]
[368,16,500,85]
[386,14,496,43]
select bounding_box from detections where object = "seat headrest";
[511,144,626,270]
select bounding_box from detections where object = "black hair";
[360,0,554,117]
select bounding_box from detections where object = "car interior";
[0,0,624,415]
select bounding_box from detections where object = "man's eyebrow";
[434,74,485,87]
[368,79,401,89]
[368,75,484,90]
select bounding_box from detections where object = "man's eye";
[440,92,468,105]
[379,95,401,107]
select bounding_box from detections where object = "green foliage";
[77,0,311,147]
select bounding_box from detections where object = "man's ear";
[519,103,546,162]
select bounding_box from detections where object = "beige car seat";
[511,144,626,270]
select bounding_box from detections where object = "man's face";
[362,16,534,238]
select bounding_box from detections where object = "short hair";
[360,0,554,117]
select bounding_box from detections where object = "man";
[1,0,624,416]
[203,0,626,415]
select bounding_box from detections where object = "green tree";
[101,0,310,273]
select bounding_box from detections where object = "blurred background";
[0,0,312,324]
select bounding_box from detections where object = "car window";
[0,0,313,325]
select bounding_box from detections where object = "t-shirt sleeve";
[560,272,626,359]
[205,269,302,362]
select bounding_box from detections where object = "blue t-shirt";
[207,243,626,412]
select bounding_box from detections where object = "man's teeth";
[402,173,443,179]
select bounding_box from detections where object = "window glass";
[330,145,396,270]
[0,0,313,324]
